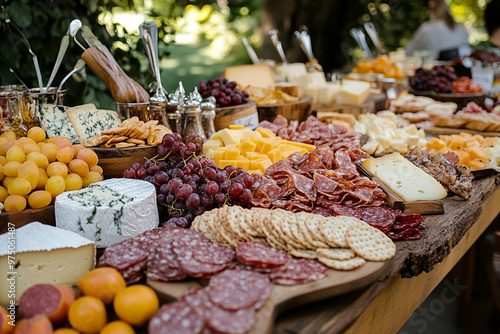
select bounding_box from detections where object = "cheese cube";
[337,80,371,106]
[267,148,282,163]
[275,63,308,82]
[260,142,274,154]
[248,153,269,161]
[218,129,242,146]
[0,222,95,306]
[253,139,266,152]
[362,153,448,202]
[287,141,316,151]
[256,127,276,138]
[219,160,238,168]
[229,125,245,130]
[235,156,250,170]
[202,138,223,156]
[225,148,240,160]
[214,149,227,164]
[254,159,273,173]
[240,140,257,156]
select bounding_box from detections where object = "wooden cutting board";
[147,260,390,334]
[422,126,500,138]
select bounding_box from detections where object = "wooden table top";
[273,174,500,334]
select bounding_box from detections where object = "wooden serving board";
[422,125,500,138]
[148,260,390,334]
[90,146,158,179]
[0,205,55,234]
[409,89,487,110]
[355,163,444,215]
[257,96,313,124]
[471,167,499,178]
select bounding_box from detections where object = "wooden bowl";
[91,146,158,179]
[0,206,55,234]
[257,96,313,123]
[215,101,259,131]
[409,89,487,110]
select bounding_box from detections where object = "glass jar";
[149,99,170,129]
[115,101,150,121]
[0,91,27,138]
[22,88,66,129]
[201,97,216,139]
[182,95,206,153]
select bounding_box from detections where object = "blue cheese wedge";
[55,178,159,247]
[66,104,122,145]
[0,222,95,306]
[38,103,79,143]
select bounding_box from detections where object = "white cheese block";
[55,178,159,247]
[337,80,371,106]
[0,222,95,306]
[66,104,122,145]
[275,63,308,82]
[291,72,327,87]
[362,153,448,202]
[317,82,341,104]
[222,64,275,88]
[303,85,320,104]
[38,104,79,143]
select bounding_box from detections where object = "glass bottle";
[182,92,206,153]
[201,97,216,139]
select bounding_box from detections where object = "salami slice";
[392,214,424,230]
[120,257,147,280]
[359,207,396,232]
[104,238,149,270]
[269,258,327,285]
[172,229,210,255]
[177,251,226,278]
[147,248,186,282]
[204,305,255,334]
[244,271,271,310]
[181,288,211,309]
[193,243,235,265]
[386,228,422,241]
[148,301,203,334]
[208,270,260,310]
[236,242,291,269]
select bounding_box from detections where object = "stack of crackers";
[191,206,396,271]
[85,117,172,148]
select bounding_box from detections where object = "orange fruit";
[68,296,107,334]
[99,321,135,334]
[78,268,126,306]
[77,149,98,168]
[53,137,73,149]
[13,315,52,334]
[0,306,14,334]
[113,285,159,326]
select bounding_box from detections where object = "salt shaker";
[182,92,206,153]
[201,96,216,139]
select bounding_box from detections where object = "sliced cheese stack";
[337,79,371,106]
[203,125,315,173]
[0,222,95,306]
[55,178,159,247]
[362,153,448,202]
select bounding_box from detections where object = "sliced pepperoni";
[193,243,235,265]
[148,301,203,334]
[236,242,291,269]
[269,258,327,285]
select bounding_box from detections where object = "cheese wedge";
[222,65,275,88]
[337,80,371,106]
[0,222,95,306]
[362,153,448,202]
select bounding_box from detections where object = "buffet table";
[273,174,500,333]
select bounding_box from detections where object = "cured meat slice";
[172,229,210,255]
[104,237,148,270]
[148,301,203,334]
[204,305,255,334]
[177,251,226,278]
[392,214,424,230]
[120,257,147,281]
[359,207,396,232]
[297,153,327,174]
[181,288,211,309]
[314,172,339,194]
[386,228,422,240]
[208,270,260,310]
[193,243,235,265]
[291,173,316,201]
[269,258,327,285]
[243,271,272,310]
[334,150,353,168]
[250,189,271,208]
[147,247,186,282]
[328,203,362,219]
[236,242,291,269]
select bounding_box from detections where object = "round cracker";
[345,224,396,262]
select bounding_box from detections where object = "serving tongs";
[79,25,149,103]
[364,22,387,55]
[350,27,373,59]
[294,26,322,72]
[269,29,289,64]
[242,36,260,65]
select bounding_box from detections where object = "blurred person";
[405,0,470,60]
[475,0,500,51]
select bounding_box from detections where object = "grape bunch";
[198,77,250,108]
[410,65,458,93]
[123,133,255,228]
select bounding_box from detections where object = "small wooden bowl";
[215,101,258,131]
[0,206,55,234]
[90,146,158,179]
[257,96,313,123]
[409,89,487,110]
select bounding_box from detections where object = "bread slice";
[38,103,79,143]
[66,104,122,145]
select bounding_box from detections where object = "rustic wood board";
[257,96,313,124]
[215,101,258,131]
[409,89,487,110]
[148,260,390,334]
[422,125,500,138]
[313,94,387,117]
[90,146,158,179]
[0,205,55,234]
[471,167,499,178]
[355,163,444,215]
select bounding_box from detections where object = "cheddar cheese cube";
[240,140,257,156]
[254,159,273,172]
[202,138,223,156]
[229,124,245,130]
[267,148,282,163]
[225,148,240,160]
[256,127,276,138]
[260,142,274,154]
[218,160,238,168]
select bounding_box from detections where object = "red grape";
[148,164,159,176]
[206,181,219,195]
[131,162,141,170]
[154,171,169,184]
[123,168,136,178]
[238,188,252,205]
[162,134,175,147]
[137,167,147,179]
[214,192,226,204]
[229,182,244,197]
[175,184,193,200]
[186,193,201,209]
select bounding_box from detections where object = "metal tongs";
[242,36,260,65]
[350,27,373,59]
[140,22,167,99]
[294,26,322,72]
[269,29,288,64]
[364,22,387,55]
